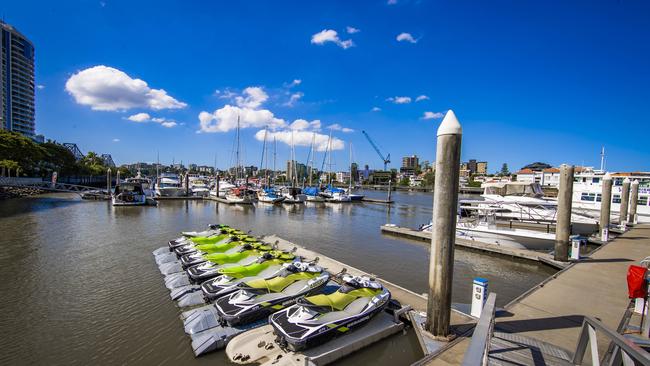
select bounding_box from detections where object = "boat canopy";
[303,187,319,196]
[481,182,544,197]
[326,185,345,193]
[115,183,144,194]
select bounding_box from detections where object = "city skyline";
[2,1,649,172]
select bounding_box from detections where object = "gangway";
[0,177,105,196]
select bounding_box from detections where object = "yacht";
[112,181,148,206]
[303,187,325,202]
[462,182,598,235]
[126,171,155,197]
[189,177,210,197]
[155,172,184,197]
[572,169,650,224]
[209,180,236,198]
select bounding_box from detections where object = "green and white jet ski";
[181,261,331,357]
[187,250,296,283]
[269,275,390,351]
[179,240,269,268]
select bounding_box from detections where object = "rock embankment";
[0,186,45,199]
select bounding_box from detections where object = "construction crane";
[361,130,390,170]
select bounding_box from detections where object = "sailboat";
[257,127,285,203]
[304,132,325,202]
[225,116,252,204]
[282,131,307,203]
[322,131,350,202]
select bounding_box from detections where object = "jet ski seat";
[249,280,312,303]
[310,297,371,324]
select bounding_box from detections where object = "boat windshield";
[484,183,543,197]
[115,183,144,194]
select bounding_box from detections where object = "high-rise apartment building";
[1,21,35,138]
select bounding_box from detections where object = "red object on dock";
[627,265,648,299]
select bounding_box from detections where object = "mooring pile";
[152,224,407,365]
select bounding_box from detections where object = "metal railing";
[461,293,497,366]
[572,316,650,366]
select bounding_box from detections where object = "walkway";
[428,224,650,365]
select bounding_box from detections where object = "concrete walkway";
[429,224,650,365]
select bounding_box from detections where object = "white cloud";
[126,113,177,127]
[65,65,187,111]
[127,112,151,122]
[112,138,120,142]
[387,96,412,104]
[285,79,302,88]
[284,92,304,107]
[311,29,354,49]
[415,95,429,102]
[36,84,45,90]
[328,123,354,133]
[346,26,360,34]
[396,32,417,43]
[256,129,344,152]
[422,111,444,120]
[198,105,286,133]
[290,119,321,131]
[235,86,268,109]
[371,107,382,112]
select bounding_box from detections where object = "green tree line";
[0,130,117,177]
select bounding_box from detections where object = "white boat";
[112,182,147,206]
[305,193,325,202]
[257,188,285,204]
[281,187,307,203]
[189,177,210,197]
[155,172,184,197]
[572,169,650,224]
[464,182,598,235]
[420,212,555,251]
[126,171,155,197]
[224,187,253,204]
[209,181,236,198]
[326,190,351,202]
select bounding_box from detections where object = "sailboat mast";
[308,133,315,186]
[236,116,241,181]
[327,129,332,185]
[349,142,352,191]
[273,137,277,186]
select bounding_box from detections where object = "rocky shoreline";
[0,186,46,200]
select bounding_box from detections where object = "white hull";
[283,194,307,203]
[156,187,185,197]
[456,225,555,251]
[191,188,210,197]
[258,195,285,203]
[306,195,325,202]
[112,195,147,206]
[225,194,252,204]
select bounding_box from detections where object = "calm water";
[0,190,555,365]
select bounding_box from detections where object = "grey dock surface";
[425,224,650,365]
[380,224,566,269]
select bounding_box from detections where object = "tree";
[0,130,45,175]
[39,142,78,175]
[0,159,19,177]
[499,163,510,176]
[399,176,410,186]
[422,171,435,187]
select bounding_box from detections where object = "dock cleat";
[270,275,390,351]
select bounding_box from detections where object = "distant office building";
[350,162,359,183]
[286,160,306,183]
[197,166,214,175]
[462,159,488,175]
[335,171,350,183]
[400,155,419,176]
[1,21,36,138]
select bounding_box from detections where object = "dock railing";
[461,292,497,366]
[572,316,650,365]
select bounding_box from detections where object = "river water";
[0,191,555,365]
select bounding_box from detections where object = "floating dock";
[361,197,394,204]
[155,196,204,200]
[380,224,567,270]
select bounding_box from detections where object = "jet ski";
[269,275,390,351]
[180,242,273,269]
[172,234,256,257]
[215,261,330,326]
[187,250,297,284]
[168,227,244,250]
[181,224,230,238]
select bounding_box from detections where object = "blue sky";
[4,0,650,172]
